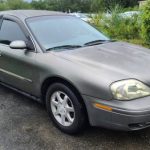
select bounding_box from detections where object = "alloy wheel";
[50,91,75,127]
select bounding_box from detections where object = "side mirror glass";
[10,40,27,49]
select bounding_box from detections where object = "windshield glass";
[27,16,109,50]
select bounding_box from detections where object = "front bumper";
[82,95,150,131]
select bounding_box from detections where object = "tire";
[46,83,87,134]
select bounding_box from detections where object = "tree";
[100,0,139,12]
[7,0,31,9]
[90,0,105,12]
[31,0,48,10]
[0,0,31,10]
[0,0,140,12]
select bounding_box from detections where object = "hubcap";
[50,91,75,127]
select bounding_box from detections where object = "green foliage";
[31,0,91,13]
[122,6,139,12]
[91,0,139,12]
[31,0,49,10]
[141,0,150,45]
[7,0,31,9]
[0,0,140,12]
[0,2,8,11]
[104,0,139,9]
[94,6,140,40]
[90,0,104,12]
[0,0,31,11]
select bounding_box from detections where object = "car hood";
[52,41,150,83]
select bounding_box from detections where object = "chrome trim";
[0,68,32,83]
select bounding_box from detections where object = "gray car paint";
[44,41,150,99]
[0,10,150,130]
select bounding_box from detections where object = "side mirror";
[10,40,27,49]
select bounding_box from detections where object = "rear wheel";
[46,83,87,134]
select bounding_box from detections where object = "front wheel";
[46,83,87,134]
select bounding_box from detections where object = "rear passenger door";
[0,16,37,95]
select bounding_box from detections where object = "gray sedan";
[0,10,150,134]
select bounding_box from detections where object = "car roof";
[0,10,66,20]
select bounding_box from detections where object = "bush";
[141,0,150,45]
[93,6,140,40]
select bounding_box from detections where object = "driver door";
[0,17,37,95]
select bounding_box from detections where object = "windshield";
[26,16,109,51]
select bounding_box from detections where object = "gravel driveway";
[0,84,150,150]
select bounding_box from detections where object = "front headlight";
[111,79,150,100]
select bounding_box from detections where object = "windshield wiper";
[46,45,82,51]
[84,39,112,46]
